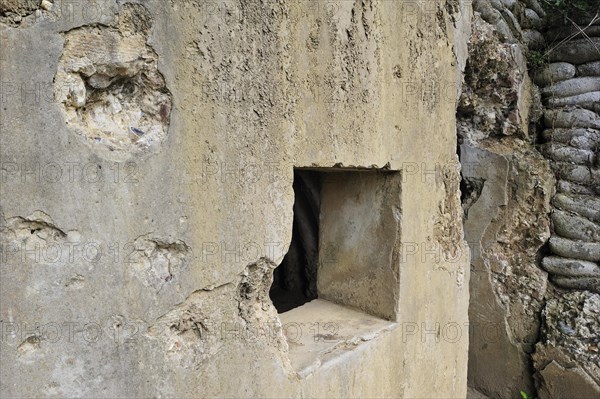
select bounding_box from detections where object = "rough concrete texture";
[0,0,104,28]
[0,0,472,397]
[279,299,395,377]
[460,142,553,398]
[318,171,401,321]
[54,3,172,161]
[0,0,40,26]
[533,291,600,399]
[127,235,191,291]
[457,13,532,141]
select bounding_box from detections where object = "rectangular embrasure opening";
[270,167,401,374]
[270,167,402,319]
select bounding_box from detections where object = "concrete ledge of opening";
[279,299,396,378]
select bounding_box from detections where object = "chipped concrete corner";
[147,259,287,371]
[1,0,472,397]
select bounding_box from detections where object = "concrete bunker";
[271,168,402,320]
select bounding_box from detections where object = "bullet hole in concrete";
[270,170,321,313]
[54,3,172,161]
[270,167,402,321]
[128,236,191,291]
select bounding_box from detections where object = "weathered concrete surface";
[533,291,600,398]
[279,299,395,377]
[457,13,533,141]
[460,142,553,398]
[0,0,471,397]
[318,171,401,321]
[0,0,40,26]
[53,3,172,161]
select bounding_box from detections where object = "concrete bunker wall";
[0,0,471,397]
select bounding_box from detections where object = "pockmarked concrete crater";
[54,3,172,161]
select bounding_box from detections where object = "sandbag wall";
[531,11,600,399]
[536,19,600,293]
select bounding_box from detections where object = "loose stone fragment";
[40,0,52,11]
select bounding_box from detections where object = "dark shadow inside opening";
[270,170,321,313]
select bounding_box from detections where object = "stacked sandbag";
[537,16,600,293]
[521,6,600,398]
[473,0,547,50]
